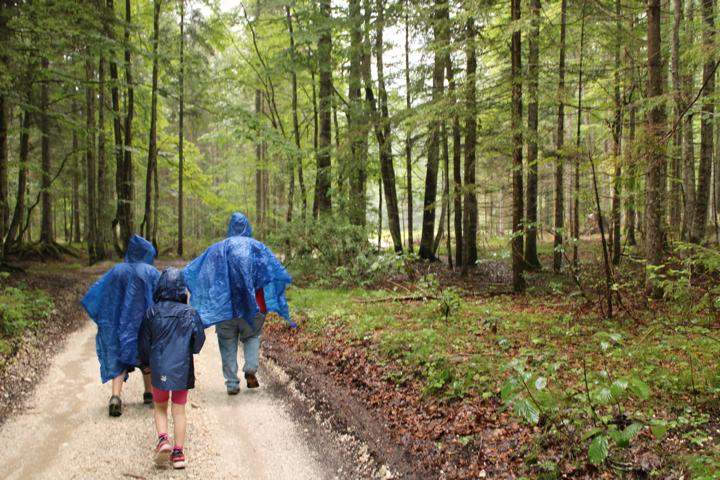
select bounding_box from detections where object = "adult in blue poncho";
[184,212,293,394]
[81,234,160,416]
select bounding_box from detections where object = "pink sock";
[158,433,168,439]
[173,445,183,451]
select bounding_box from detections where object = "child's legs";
[153,397,169,437]
[170,392,188,447]
[142,372,152,393]
[242,334,261,374]
[216,320,240,388]
[111,370,126,396]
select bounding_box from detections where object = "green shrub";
[0,285,54,337]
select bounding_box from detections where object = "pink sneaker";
[154,435,171,466]
[171,448,187,469]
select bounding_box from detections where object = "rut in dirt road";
[0,319,366,480]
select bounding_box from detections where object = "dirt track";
[0,317,377,479]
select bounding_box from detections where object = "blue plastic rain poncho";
[138,268,205,391]
[184,213,294,328]
[81,235,160,383]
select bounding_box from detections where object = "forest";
[0,0,720,478]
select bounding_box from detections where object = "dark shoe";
[227,386,240,395]
[245,373,259,389]
[171,448,187,469]
[109,395,122,417]
[143,391,153,405]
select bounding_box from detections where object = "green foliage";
[435,287,462,321]
[0,285,54,338]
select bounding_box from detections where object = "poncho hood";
[154,268,188,303]
[125,234,156,264]
[227,212,252,238]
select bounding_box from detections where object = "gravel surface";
[0,320,377,479]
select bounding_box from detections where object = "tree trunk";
[347,0,367,226]
[447,58,463,266]
[611,0,623,265]
[72,102,81,244]
[0,95,6,249]
[96,54,110,259]
[681,0,696,241]
[142,0,161,242]
[691,0,715,243]
[314,0,333,217]
[40,57,53,245]
[573,1,587,267]
[645,0,667,296]
[462,16,478,272]
[553,0,567,273]
[178,0,185,255]
[511,0,525,292]
[669,0,684,237]
[374,0,402,252]
[120,0,134,250]
[106,0,124,255]
[524,0,541,269]
[5,107,31,254]
[419,0,448,260]
[405,0,413,252]
[85,57,98,263]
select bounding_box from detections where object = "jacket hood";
[124,235,156,264]
[154,268,188,303]
[227,212,252,238]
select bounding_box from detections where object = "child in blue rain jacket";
[138,268,205,469]
[81,234,160,417]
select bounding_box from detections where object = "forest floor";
[0,240,719,479]
[0,261,391,480]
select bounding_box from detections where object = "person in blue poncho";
[81,234,160,416]
[184,212,293,394]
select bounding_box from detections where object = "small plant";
[0,285,54,337]
[436,287,462,321]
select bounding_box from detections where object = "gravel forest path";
[0,264,368,480]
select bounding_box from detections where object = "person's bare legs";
[154,401,169,436]
[111,371,125,397]
[171,402,186,447]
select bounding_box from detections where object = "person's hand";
[185,288,191,304]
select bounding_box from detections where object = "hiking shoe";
[143,392,154,405]
[108,395,122,417]
[154,435,172,466]
[171,448,187,469]
[245,373,260,389]
[227,386,240,395]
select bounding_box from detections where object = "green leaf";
[514,398,540,425]
[534,376,547,391]
[593,387,613,405]
[619,423,643,447]
[501,379,518,403]
[629,378,651,400]
[588,435,609,465]
[650,422,668,440]
[582,427,603,441]
[610,379,628,399]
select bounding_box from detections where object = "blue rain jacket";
[138,268,205,391]
[184,213,294,328]
[81,235,160,383]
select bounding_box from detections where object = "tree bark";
[347,0,367,226]
[314,0,333,217]
[178,0,185,255]
[96,54,110,258]
[511,0,525,292]
[524,0,541,269]
[447,57,463,266]
[0,95,6,247]
[85,56,98,263]
[681,0,696,241]
[573,1,587,267]
[553,0,567,272]
[462,16,478,272]
[40,57,53,245]
[405,0,413,252]
[611,0,623,265]
[5,106,31,254]
[419,0,448,260]
[691,0,715,243]
[142,0,161,242]
[120,0,135,250]
[669,0,684,237]
[645,0,667,296]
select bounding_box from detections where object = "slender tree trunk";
[0,95,6,248]
[72,102,81,244]
[255,91,264,230]
[85,57,98,263]
[347,0,367,226]
[524,0,541,269]
[96,54,110,258]
[314,0,333,217]
[447,58,463,266]
[142,0,161,242]
[669,0,684,237]
[462,16,478,273]
[573,1,587,267]
[553,0,567,272]
[120,0,135,249]
[5,107,31,254]
[645,0,667,296]
[40,57,53,245]
[611,0,623,265]
[106,0,124,255]
[405,0,413,252]
[691,0,715,243]
[681,0,696,241]
[433,125,449,256]
[511,0,525,292]
[374,0,402,252]
[419,0,448,260]
[178,0,185,255]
